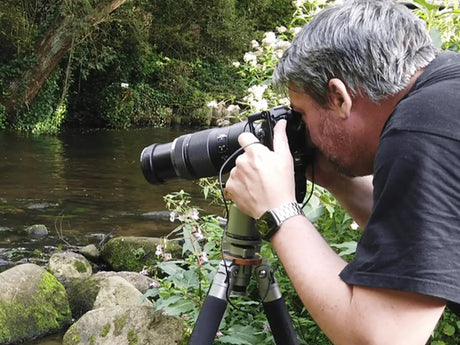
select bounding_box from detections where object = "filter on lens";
[140,142,176,184]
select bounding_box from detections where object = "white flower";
[232,61,240,67]
[248,84,268,101]
[164,253,172,261]
[251,40,260,48]
[149,279,160,288]
[120,82,129,88]
[251,99,268,112]
[243,52,257,66]
[272,40,291,52]
[199,252,209,264]
[276,26,287,33]
[226,104,240,114]
[278,97,290,106]
[206,100,218,108]
[290,27,302,36]
[262,32,277,47]
[139,266,149,276]
[155,244,163,256]
[193,228,204,240]
[243,94,253,104]
[292,0,305,6]
[350,221,359,230]
[189,209,199,220]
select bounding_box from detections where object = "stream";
[0,127,222,269]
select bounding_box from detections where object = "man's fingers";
[238,132,261,151]
[238,119,290,154]
[273,119,290,155]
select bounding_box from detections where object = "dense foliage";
[0,0,294,132]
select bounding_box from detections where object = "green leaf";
[140,288,159,302]
[442,323,455,336]
[158,261,186,277]
[156,295,197,316]
[331,241,357,256]
[175,267,201,290]
[413,0,439,12]
[303,195,324,222]
[182,225,199,255]
[429,27,443,50]
[218,324,264,344]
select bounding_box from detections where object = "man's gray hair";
[273,0,439,106]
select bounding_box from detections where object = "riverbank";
[0,235,186,345]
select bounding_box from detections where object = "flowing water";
[0,127,223,265]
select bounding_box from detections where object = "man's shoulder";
[383,51,460,141]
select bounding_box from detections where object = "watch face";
[256,211,277,237]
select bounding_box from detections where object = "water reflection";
[0,128,223,253]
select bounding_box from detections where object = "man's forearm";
[271,215,445,345]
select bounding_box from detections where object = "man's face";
[289,89,372,177]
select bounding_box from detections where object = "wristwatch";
[255,202,305,241]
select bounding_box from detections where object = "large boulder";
[0,263,72,344]
[100,236,182,272]
[92,271,159,293]
[48,251,93,285]
[62,305,185,345]
[66,271,158,319]
[92,276,152,309]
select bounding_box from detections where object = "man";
[225,0,460,344]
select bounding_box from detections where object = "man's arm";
[272,215,445,345]
[323,174,373,228]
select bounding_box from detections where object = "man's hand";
[225,119,297,219]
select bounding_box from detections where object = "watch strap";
[257,202,305,240]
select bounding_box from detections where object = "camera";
[140,106,314,202]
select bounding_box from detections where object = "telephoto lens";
[140,121,266,184]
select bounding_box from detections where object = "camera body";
[140,106,314,202]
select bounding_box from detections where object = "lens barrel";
[140,121,261,183]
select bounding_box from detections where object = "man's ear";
[328,78,352,119]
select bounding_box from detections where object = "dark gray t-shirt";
[340,51,460,315]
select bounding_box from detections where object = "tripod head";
[221,205,263,295]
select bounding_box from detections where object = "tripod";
[188,204,300,345]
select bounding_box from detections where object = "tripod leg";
[188,260,229,345]
[256,263,300,345]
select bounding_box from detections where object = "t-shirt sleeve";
[340,129,460,307]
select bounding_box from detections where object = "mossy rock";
[66,278,101,319]
[66,272,157,319]
[48,251,93,285]
[100,236,182,272]
[63,305,185,345]
[0,264,72,344]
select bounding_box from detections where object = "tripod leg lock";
[255,260,282,303]
[208,260,232,300]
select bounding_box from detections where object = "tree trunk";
[2,0,128,120]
